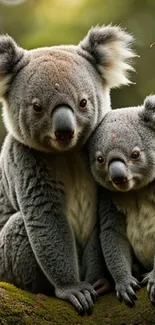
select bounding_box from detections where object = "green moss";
[0,283,154,325]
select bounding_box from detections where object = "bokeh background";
[0,0,154,142]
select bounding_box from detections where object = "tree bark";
[0,282,154,325]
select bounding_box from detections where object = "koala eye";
[97,155,105,164]
[79,99,87,110]
[131,149,140,160]
[32,103,43,113]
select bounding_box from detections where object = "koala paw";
[93,278,112,295]
[142,271,155,305]
[55,282,98,315]
[116,276,140,307]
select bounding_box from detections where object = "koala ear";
[79,25,136,88]
[0,35,24,97]
[142,96,155,125]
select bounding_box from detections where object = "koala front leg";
[81,224,112,294]
[0,211,52,294]
[99,189,140,307]
[14,148,97,315]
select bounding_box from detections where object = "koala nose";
[52,105,76,141]
[109,160,128,184]
[55,130,75,141]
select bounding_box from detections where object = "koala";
[88,95,155,307]
[0,25,135,315]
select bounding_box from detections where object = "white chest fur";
[112,184,155,270]
[45,151,97,247]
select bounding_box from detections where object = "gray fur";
[88,95,155,306]
[0,25,135,314]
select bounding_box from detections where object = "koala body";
[112,184,155,270]
[0,26,135,314]
[88,96,155,307]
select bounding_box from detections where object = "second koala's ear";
[142,95,155,126]
[0,35,25,97]
[79,25,136,88]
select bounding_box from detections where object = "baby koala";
[88,95,155,307]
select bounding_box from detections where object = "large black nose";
[109,160,127,184]
[55,130,75,141]
[52,105,76,141]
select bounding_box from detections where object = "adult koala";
[88,96,155,308]
[0,26,135,314]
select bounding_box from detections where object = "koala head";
[0,25,135,152]
[88,96,155,192]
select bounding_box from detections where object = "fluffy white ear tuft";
[139,95,155,128]
[79,25,137,88]
[144,95,155,111]
[0,35,24,97]
[143,95,155,121]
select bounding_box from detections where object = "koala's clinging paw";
[55,282,98,315]
[116,276,140,307]
[142,272,155,305]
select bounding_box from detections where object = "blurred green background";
[0,0,155,142]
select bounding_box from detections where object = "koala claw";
[142,271,155,305]
[116,276,140,307]
[55,282,98,315]
[149,285,155,305]
[93,278,112,295]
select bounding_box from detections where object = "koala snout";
[52,105,76,141]
[55,130,75,141]
[109,160,128,184]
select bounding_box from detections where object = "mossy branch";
[0,282,154,325]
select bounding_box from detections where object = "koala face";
[89,96,155,192]
[4,50,105,152]
[0,26,135,152]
